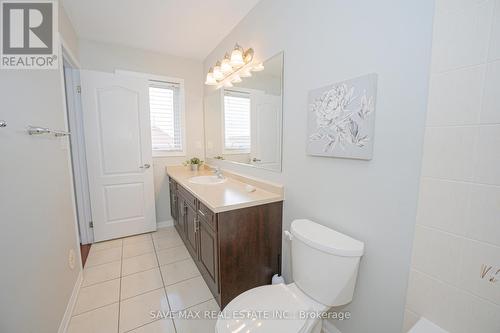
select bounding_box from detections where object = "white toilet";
[216,219,364,333]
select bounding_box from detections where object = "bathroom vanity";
[167,166,284,308]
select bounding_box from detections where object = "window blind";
[149,81,182,152]
[223,92,251,152]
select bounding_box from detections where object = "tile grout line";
[70,290,216,325]
[120,298,218,333]
[122,239,185,261]
[410,267,500,309]
[158,256,193,268]
[119,241,185,265]
[484,0,497,66]
[84,257,166,289]
[121,264,162,278]
[163,273,202,288]
[87,240,123,253]
[421,175,500,188]
[426,122,500,128]
[84,258,122,270]
[71,301,120,317]
[71,231,181,331]
[84,228,188,332]
[416,223,500,249]
[122,318,164,333]
[120,286,165,302]
[80,276,121,290]
[152,231,178,333]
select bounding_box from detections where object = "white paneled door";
[251,93,282,170]
[80,70,156,241]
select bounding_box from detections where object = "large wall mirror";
[204,52,283,172]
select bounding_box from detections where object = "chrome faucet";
[213,166,224,179]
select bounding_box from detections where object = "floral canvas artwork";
[307,73,377,160]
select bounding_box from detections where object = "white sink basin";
[188,175,227,185]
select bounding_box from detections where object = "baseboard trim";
[322,319,342,333]
[157,220,174,229]
[58,270,83,333]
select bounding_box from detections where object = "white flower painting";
[307,74,377,160]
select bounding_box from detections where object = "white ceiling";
[61,0,261,60]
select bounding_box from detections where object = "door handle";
[252,158,261,162]
[0,120,6,128]
[140,163,151,169]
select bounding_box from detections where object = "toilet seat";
[216,283,327,333]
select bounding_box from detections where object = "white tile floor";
[68,226,220,333]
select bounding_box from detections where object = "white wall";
[59,1,79,59]
[204,0,434,332]
[0,7,81,333]
[78,40,205,224]
[404,0,500,332]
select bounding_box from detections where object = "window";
[149,80,184,156]
[223,91,251,153]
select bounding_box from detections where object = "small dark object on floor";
[80,244,91,267]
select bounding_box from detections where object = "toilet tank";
[290,219,364,306]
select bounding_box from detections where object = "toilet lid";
[216,284,312,333]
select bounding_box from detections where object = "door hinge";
[89,221,94,228]
[76,85,81,94]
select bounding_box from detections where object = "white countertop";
[166,165,284,213]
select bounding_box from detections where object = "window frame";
[222,89,252,155]
[115,70,186,157]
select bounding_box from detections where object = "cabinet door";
[169,182,178,224]
[198,217,218,294]
[185,204,198,258]
[177,198,187,238]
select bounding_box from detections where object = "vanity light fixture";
[230,44,244,66]
[221,53,233,73]
[213,61,224,80]
[252,62,265,72]
[240,67,252,78]
[205,67,217,85]
[231,75,242,83]
[205,43,264,89]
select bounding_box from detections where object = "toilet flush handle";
[284,230,293,241]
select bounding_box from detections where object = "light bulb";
[231,75,242,83]
[223,81,233,88]
[230,44,244,66]
[252,62,264,72]
[213,62,224,80]
[244,48,254,63]
[205,70,217,85]
[221,53,232,73]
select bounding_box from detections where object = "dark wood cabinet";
[184,203,198,258]
[169,179,178,227]
[198,215,218,295]
[176,193,187,236]
[169,176,282,309]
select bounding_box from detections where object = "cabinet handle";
[194,217,199,232]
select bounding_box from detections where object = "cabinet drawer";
[198,201,216,230]
[178,185,197,208]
